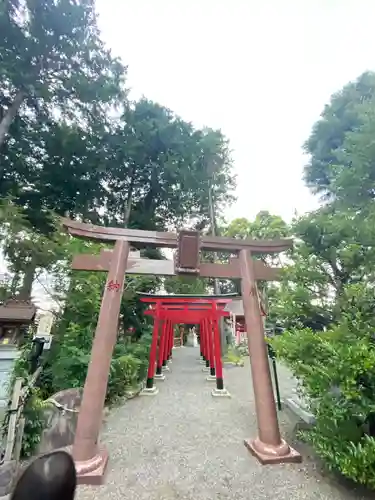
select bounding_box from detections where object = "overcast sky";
[96,0,375,223]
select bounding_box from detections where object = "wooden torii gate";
[62,219,301,484]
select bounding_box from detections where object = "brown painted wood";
[71,252,281,281]
[62,218,292,253]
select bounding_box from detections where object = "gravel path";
[76,347,364,500]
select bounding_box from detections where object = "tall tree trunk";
[0,91,25,148]
[19,260,37,301]
[10,273,20,297]
[123,169,135,228]
[208,182,227,354]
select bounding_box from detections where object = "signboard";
[36,312,54,336]
[34,312,54,350]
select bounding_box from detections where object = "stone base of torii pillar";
[74,448,109,485]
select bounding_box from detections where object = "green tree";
[164,276,208,295]
[225,211,289,265]
[303,71,375,200]
[270,206,375,329]
[104,99,235,231]
[221,212,290,312]
[1,98,236,298]
[329,99,375,211]
[0,0,126,147]
[271,72,375,487]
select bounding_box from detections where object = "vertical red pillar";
[145,305,160,390]
[156,319,166,376]
[203,319,210,368]
[165,320,170,360]
[172,323,176,349]
[169,321,174,358]
[239,248,300,462]
[212,305,224,390]
[197,323,204,359]
[200,321,206,361]
[168,321,174,359]
[162,319,170,367]
[169,320,173,357]
[208,318,216,377]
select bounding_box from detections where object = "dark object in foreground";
[11,451,76,500]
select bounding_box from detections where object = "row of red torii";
[62,219,302,485]
[140,294,233,395]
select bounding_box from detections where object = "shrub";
[6,324,152,457]
[20,390,48,457]
[107,354,142,402]
[223,346,244,366]
[50,325,152,402]
[271,306,375,488]
[236,340,249,357]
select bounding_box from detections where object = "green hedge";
[271,311,375,488]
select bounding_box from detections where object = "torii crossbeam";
[62,219,300,485]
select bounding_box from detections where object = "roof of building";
[137,293,238,299]
[0,299,36,323]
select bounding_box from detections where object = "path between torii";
[76,347,364,500]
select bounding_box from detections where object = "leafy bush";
[4,250,155,458]
[272,284,375,488]
[5,319,152,458]
[49,323,93,393]
[223,346,244,366]
[107,354,142,402]
[20,389,48,457]
[236,340,249,357]
[122,330,152,382]
[50,325,152,401]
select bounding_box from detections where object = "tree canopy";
[0,0,236,300]
[271,71,375,488]
[0,0,237,457]
[303,71,375,202]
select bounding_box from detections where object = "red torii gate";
[139,294,234,396]
[62,219,300,484]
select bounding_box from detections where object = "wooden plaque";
[175,230,200,274]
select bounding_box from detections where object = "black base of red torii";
[138,293,236,396]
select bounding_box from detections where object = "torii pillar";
[239,249,300,463]
[71,240,130,483]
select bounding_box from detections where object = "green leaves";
[303,71,375,200]
[272,314,375,487]
[105,99,235,231]
[1,0,126,114]
[270,71,375,487]
[164,275,208,295]
[225,211,289,241]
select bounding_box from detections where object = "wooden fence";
[3,367,42,466]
